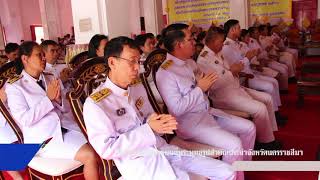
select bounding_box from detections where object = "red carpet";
[3,58,320,180]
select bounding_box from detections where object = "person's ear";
[108,56,117,70]
[21,55,28,65]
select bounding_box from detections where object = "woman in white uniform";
[5,41,99,180]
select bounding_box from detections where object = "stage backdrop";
[249,0,292,25]
[167,0,230,29]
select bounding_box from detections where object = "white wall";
[106,0,140,38]
[57,0,74,36]
[230,0,248,28]
[71,0,103,44]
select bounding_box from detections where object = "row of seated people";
[0,19,298,180]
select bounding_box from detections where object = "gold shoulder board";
[161,60,173,70]
[90,88,111,103]
[130,78,142,86]
[8,75,22,84]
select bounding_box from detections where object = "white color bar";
[232,161,320,171]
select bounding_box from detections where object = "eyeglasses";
[113,56,142,66]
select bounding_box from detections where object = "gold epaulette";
[8,75,22,84]
[200,51,208,57]
[130,78,142,86]
[90,88,111,103]
[161,60,173,70]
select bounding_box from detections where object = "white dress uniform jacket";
[197,46,277,142]
[83,77,236,180]
[248,38,289,90]
[222,38,281,111]
[156,53,256,171]
[259,35,296,77]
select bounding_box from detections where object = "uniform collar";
[167,53,186,66]
[225,37,237,44]
[104,77,130,97]
[22,70,44,82]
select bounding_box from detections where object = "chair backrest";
[68,51,89,70]
[141,49,177,142]
[0,62,23,143]
[141,49,168,114]
[67,57,121,180]
[68,57,108,137]
[0,61,17,80]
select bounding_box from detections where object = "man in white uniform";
[248,27,289,91]
[222,20,287,124]
[258,25,297,82]
[5,41,99,180]
[41,40,78,131]
[156,24,256,180]
[41,40,71,89]
[197,27,281,149]
[83,36,236,180]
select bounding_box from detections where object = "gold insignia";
[8,75,23,84]
[130,78,142,86]
[200,51,208,57]
[90,88,111,103]
[161,60,173,70]
[135,97,144,110]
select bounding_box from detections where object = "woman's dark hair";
[88,34,108,58]
[15,41,39,74]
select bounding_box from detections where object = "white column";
[71,0,140,44]
[39,0,62,41]
[229,0,249,29]
[318,0,320,19]
[141,0,164,35]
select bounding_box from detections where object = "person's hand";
[60,68,71,83]
[197,72,218,92]
[230,62,244,76]
[47,79,60,102]
[245,50,256,60]
[148,113,178,134]
[0,87,7,103]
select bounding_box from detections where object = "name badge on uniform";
[116,108,126,116]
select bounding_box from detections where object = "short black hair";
[161,23,189,52]
[224,19,239,35]
[240,29,249,41]
[5,43,19,54]
[134,34,152,47]
[205,27,225,44]
[40,40,58,51]
[145,33,155,39]
[88,34,109,58]
[16,41,39,74]
[258,25,267,32]
[196,31,207,43]
[248,26,257,35]
[104,36,139,60]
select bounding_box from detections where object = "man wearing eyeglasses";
[83,36,236,180]
[156,23,257,180]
